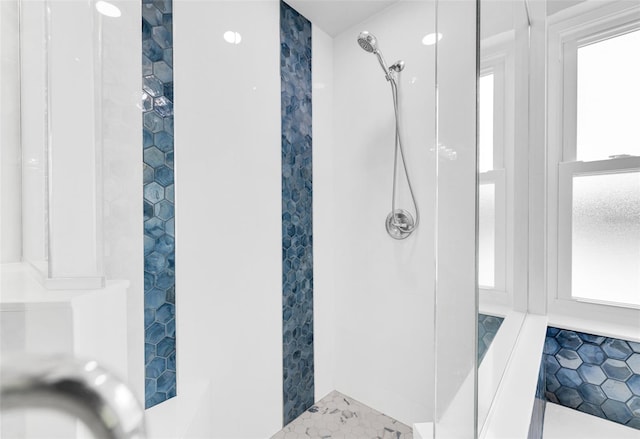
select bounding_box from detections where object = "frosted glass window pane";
[479,183,495,288]
[572,172,640,306]
[577,30,640,161]
[479,74,494,172]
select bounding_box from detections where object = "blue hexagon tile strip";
[142,0,176,409]
[280,1,314,426]
[478,313,504,364]
[543,327,640,429]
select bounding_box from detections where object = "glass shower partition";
[433,0,479,437]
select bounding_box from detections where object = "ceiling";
[546,0,586,16]
[285,0,400,37]
[285,1,595,37]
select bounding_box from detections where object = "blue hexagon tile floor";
[543,327,640,429]
[478,313,504,364]
[271,390,412,439]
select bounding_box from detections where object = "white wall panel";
[20,0,48,271]
[312,24,337,402]
[172,1,283,437]
[327,1,436,425]
[0,0,22,263]
[47,0,102,282]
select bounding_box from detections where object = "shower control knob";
[386,209,415,240]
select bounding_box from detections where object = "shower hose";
[388,72,420,234]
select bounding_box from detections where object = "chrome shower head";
[357,31,378,53]
[357,30,404,82]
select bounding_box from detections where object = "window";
[479,73,496,288]
[479,23,530,313]
[570,172,640,305]
[576,30,640,161]
[479,67,506,293]
[478,179,495,287]
[548,3,640,314]
[479,74,495,173]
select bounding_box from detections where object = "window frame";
[479,32,512,304]
[561,17,640,163]
[547,1,640,325]
[557,158,640,307]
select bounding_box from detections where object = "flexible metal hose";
[389,73,420,232]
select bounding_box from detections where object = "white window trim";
[479,26,532,313]
[479,33,511,303]
[547,0,640,328]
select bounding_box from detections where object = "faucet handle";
[1,354,145,439]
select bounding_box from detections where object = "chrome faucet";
[1,355,145,439]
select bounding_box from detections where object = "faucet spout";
[1,355,145,439]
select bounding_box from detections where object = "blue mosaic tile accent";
[478,313,504,364]
[543,327,640,429]
[142,0,175,409]
[280,1,313,426]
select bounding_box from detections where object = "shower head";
[357,31,399,81]
[357,31,378,53]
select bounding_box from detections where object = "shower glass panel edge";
[433,0,479,437]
